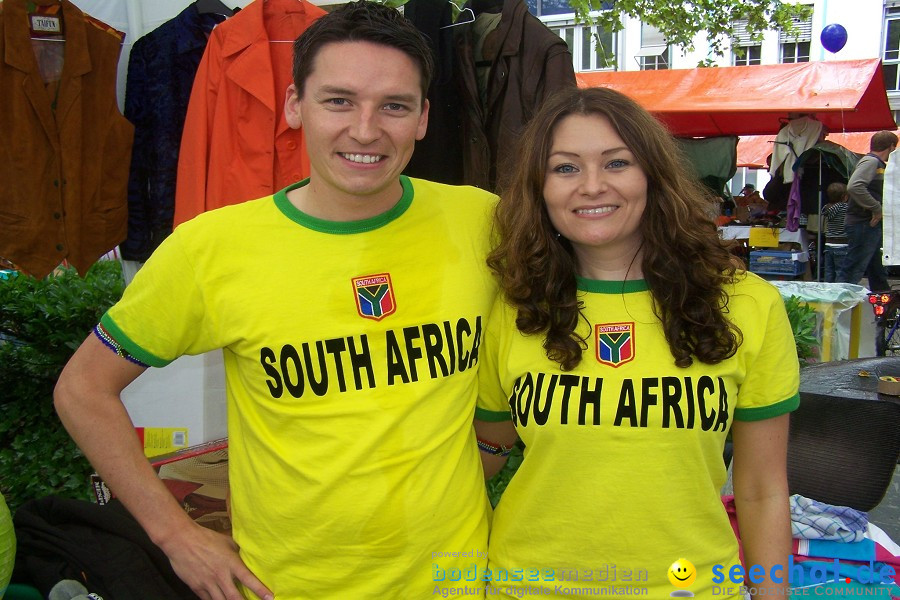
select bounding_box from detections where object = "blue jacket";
[122,4,226,261]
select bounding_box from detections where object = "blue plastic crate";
[749,250,805,276]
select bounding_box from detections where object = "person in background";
[837,130,898,291]
[53,2,498,599]
[474,87,799,600]
[821,182,849,283]
[740,183,757,197]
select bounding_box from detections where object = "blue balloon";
[821,23,848,53]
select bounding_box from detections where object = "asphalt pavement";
[869,466,900,541]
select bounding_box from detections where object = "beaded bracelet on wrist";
[476,437,514,457]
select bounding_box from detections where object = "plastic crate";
[749,250,806,276]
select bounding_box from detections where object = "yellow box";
[748,227,781,248]
[136,427,189,458]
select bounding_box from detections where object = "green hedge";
[0,262,124,512]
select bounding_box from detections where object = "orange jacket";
[174,0,325,226]
[0,0,132,277]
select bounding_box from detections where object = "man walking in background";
[838,130,898,291]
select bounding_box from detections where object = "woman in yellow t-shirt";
[475,87,799,600]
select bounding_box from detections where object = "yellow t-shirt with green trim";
[476,273,799,599]
[103,177,497,599]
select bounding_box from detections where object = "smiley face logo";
[667,558,697,588]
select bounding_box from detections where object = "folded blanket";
[790,494,868,542]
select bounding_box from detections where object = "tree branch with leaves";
[572,0,813,67]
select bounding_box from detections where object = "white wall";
[74,0,256,110]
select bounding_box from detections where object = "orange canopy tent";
[737,130,900,168]
[576,59,895,138]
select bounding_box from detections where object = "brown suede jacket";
[1,0,133,277]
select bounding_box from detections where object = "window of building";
[781,41,810,63]
[731,19,762,66]
[733,45,762,66]
[883,5,900,92]
[527,0,613,18]
[547,22,615,71]
[778,12,812,63]
[638,53,669,70]
[638,22,669,70]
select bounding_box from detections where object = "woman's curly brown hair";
[487,87,742,370]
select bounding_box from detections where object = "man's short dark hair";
[292,0,434,105]
[870,130,899,152]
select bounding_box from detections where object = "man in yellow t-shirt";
[54,3,496,599]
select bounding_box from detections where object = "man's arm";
[847,157,883,224]
[55,334,273,600]
[731,414,791,600]
[473,419,518,480]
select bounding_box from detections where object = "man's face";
[284,41,429,216]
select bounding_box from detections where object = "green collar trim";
[576,277,649,294]
[273,176,413,234]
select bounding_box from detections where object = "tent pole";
[817,153,823,281]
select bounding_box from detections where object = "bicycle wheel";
[880,304,900,356]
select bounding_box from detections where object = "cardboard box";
[154,438,229,533]
[91,438,230,533]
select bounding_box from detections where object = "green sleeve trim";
[99,313,172,368]
[475,406,512,422]
[734,393,800,422]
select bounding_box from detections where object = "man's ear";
[416,98,430,141]
[285,84,303,130]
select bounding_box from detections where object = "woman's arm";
[731,414,792,600]
[474,419,519,480]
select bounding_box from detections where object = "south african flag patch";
[595,322,634,367]
[352,273,396,321]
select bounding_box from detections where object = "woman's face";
[542,113,648,268]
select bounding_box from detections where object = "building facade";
[532,0,899,121]
[528,0,897,193]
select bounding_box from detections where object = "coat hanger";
[195,0,234,17]
[439,7,474,29]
